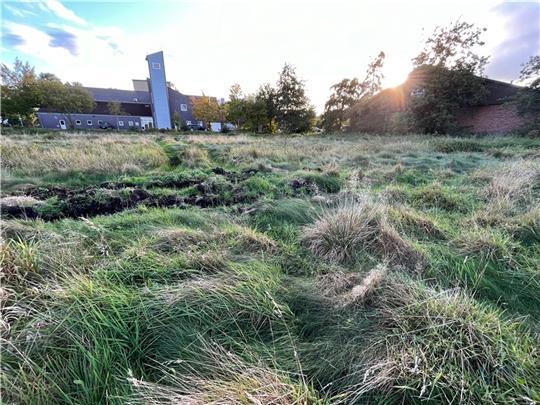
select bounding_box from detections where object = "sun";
[384,69,410,89]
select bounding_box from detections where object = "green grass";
[1,131,539,404]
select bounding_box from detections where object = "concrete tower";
[146,51,171,129]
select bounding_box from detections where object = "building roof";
[481,78,522,105]
[353,66,523,115]
[84,87,151,104]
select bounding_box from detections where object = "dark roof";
[482,78,521,105]
[354,66,523,114]
[84,87,151,104]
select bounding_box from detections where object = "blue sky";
[1,0,539,111]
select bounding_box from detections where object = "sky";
[1,0,539,112]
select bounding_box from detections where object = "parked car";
[187,123,205,131]
[99,122,115,130]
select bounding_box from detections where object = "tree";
[241,85,276,133]
[274,64,315,133]
[324,51,386,132]
[38,72,61,82]
[225,84,246,128]
[40,81,95,128]
[406,21,489,133]
[514,55,540,124]
[191,95,221,128]
[320,79,362,132]
[107,101,127,116]
[1,58,41,124]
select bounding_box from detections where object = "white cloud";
[3,3,36,18]
[44,0,87,26]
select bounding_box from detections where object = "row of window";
[185,120,204,126]
[62,119,139,127]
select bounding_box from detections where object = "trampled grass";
[1,131,539,404]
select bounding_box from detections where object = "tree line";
[2,21,538,134]
[191,63,315,134]
[1,61,95,127]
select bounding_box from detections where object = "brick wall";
[456,104,528,133]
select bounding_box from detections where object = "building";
[37,51,212,131]
[349,66,529,133]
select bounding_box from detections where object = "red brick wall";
[456,105,527,133]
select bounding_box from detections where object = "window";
[186,120,192,125]
[97,120,103,125]
[410,87,425,97]
[128,121,134,127]
[180,104,188,111]
[135,122,139,126]
[75,120,81,125]
[198,121,203,126]
[87,120,93,125]
[118,121,124,126]
[152,62,161,69]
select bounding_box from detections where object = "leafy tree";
[320,78,362,132]
[325,51,385,132]
[514,55,540,124]
[1,59,94,128]
[107,101,127,116]
[191,95,221,128]
[241,88,270,133]
[1,58,41,124]
[274,64,315,133]
[38,72,61,82]
[225,84,246,128]
[40,81,95,128]
[407,21,489,133]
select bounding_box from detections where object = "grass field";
[1,131,539,404]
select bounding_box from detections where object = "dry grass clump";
[317,266,362,297]
[0,219,43,241]
[389,206,446,239]
[180,145,210,167]
[0,238,40,286]
[376,226,425,269]
[302,199,382,264]
[302,199,424,269]
[187,250,230,273]
[481,160,540,210]
[379,186,408,205]
[224,224,277,254]
[319,264,388,307]
[345,275,540,403]
[187,134,251,144]
[128,342,319,405]
[0,196,44,208]
[453,228,517,265]
[153,228,210,253]
[1,136,167,176]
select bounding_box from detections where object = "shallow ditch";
[1,166,334,221]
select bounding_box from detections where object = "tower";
[146,51,171,129]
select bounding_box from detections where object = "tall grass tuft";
[346,275,540,404]
[302,199,424,268]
